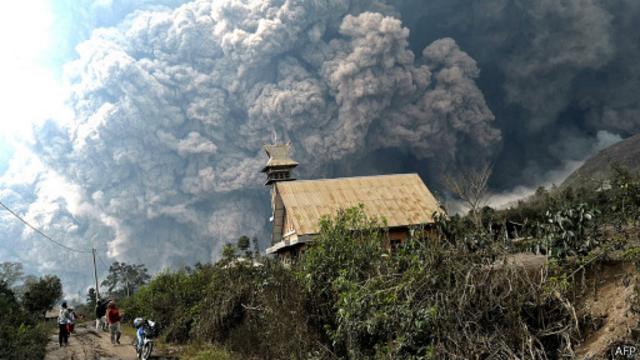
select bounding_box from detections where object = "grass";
[176,343,238,360]
[120,323,136,337]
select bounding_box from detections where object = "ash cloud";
[395,0,640,187]
[3,0,640,296]
[1,0,499,295]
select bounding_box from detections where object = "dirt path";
[44,322,139,360]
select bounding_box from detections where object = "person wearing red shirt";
[106,300,122,344]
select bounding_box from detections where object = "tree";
[297,206,386,335]
[221,243,237,264]
[0,262,24,288]
[0,280,50,359]
[0,280,19,310]
[22,275,63,317]
[444,163,493,228]
[237,236,250,252]
[237,235,251,258]
[12,275,37,300]
[101,262,150,297]
[87,288,97,309]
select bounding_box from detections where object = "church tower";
[261,143,298,185]
[262,143,298,246]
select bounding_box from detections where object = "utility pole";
[92,248,100,301]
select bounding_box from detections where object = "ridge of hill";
[563,133,640,189]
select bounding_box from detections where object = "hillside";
[24,165,638,359]
[563,133,640,189]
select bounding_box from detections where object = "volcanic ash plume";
[52,2,498,263]
[2,0,500,295]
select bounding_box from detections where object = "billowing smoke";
[393,0,640,187]
[2,0,640,296]
[1,0,499,295]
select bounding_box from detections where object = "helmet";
[133,317,144,328]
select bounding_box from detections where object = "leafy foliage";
[0,280,53,359]
[101,261,150,297]
[237,235,251,254]
[537,204,600,257]
[0,262,25,288]
[86,287,97,310]
[124,260,318,358]
[179,344,237,360]
[22,275,63,317]
[193,261,317,358]
[299,207,581,359]
[124,167,640,359]
[296,205,387,340]
[123,265,213,343]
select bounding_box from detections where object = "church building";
[262,143,443,258]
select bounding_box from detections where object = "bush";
[126,260,318,359]
[123,266,213,342]
[298,207,581,359]
[192,261,317,358]
[123,168,640,359]
[296,205,387,341]
[22,275,62,317]
[0,281,50,360]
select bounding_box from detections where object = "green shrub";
[296,205,387,342]
[192,261,317,358]
[299,207,581,359]
[126,260,318,359]
[0,281,50,360]
[123,265,214,342]
[122,167,640,359]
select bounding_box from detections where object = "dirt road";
[44,323,139,360]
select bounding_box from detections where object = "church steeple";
[261,143,298,186]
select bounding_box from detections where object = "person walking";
[96,298,108,331]
[106,300,122,345]
[57,302,72,347]
[68,307,77,334]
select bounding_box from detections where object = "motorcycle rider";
[133,317,146,355]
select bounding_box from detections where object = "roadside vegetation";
[0,265,63,360]
[113,166,640,359]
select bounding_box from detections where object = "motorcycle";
[134,320,158,360]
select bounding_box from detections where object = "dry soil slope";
[562,133,640,189]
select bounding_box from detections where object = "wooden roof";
[275,173,442,235]
[262,144,298,171]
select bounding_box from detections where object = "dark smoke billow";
[395,0,640,187]
[1,0,639,296]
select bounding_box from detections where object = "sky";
[0,0,191,296]
[0,1,60,154]
[0,0,638,298]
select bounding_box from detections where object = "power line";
[0,200,92,254]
